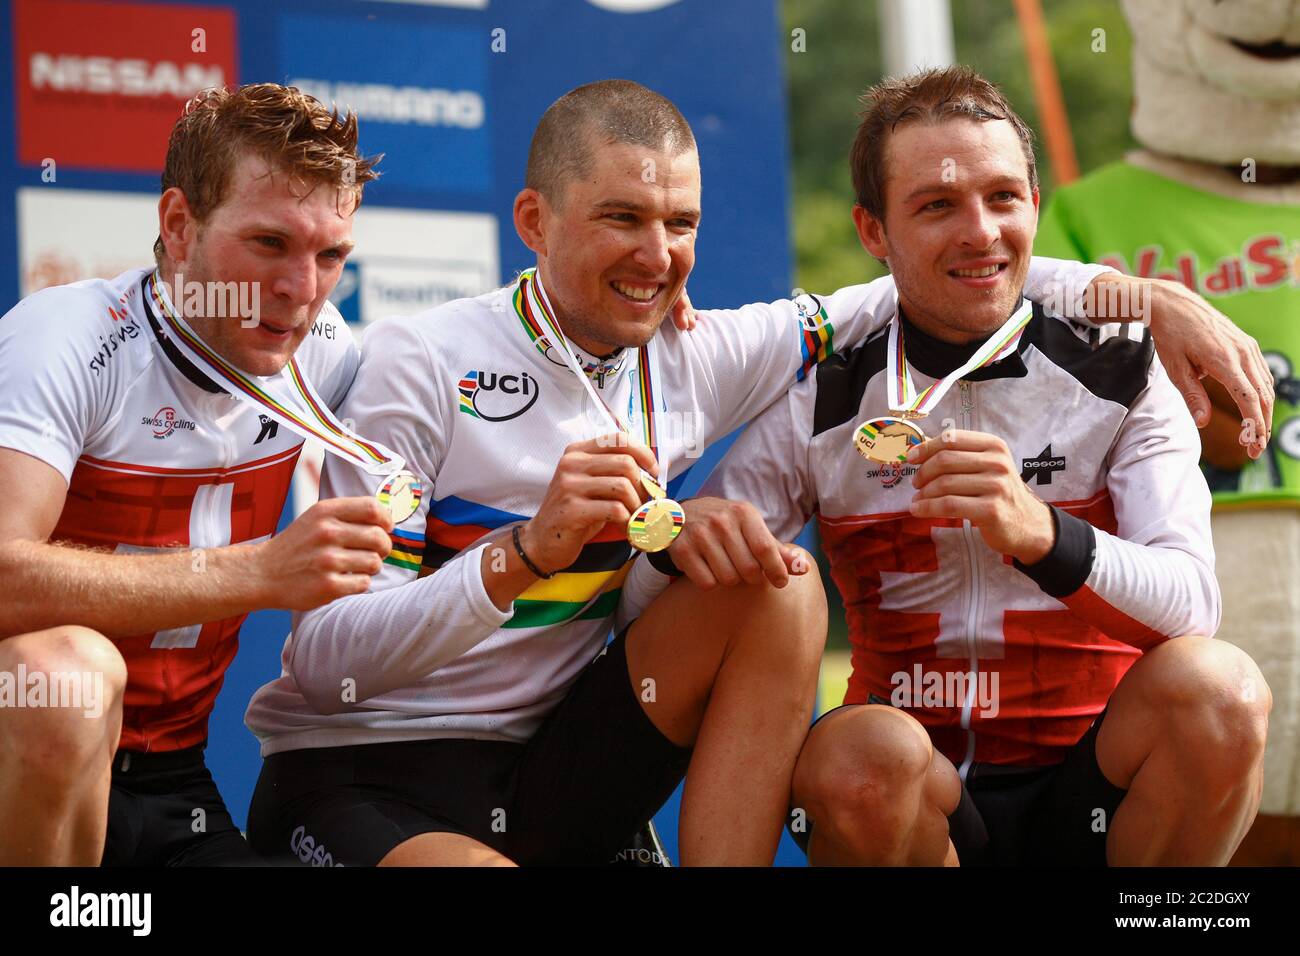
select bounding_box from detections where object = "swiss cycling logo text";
[458,370,539,421]
[141,406,196,439]
[866,462,918,488]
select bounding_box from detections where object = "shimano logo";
[290,78,484,128]
[290,825,345,867]
[30,53,224,97]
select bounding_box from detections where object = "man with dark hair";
[684,66,1271,865]
[243,78,1262,866]
[525,78,697,204]
[0,83,393,865]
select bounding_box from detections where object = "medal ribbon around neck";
[520,268,683,552]
[147,270,402,476]
[887,297,1033,418]
[520,268,668,486]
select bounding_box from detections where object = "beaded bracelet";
[512,523,555,580]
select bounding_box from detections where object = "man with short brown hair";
[691,66,1271,865]
[0,83,393,865]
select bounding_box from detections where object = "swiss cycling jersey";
[0,268,358,751]
[244,258,1112,755]
[701,301,1219,773]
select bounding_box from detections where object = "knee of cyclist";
[0,626,125,770]
[793,712,931,849]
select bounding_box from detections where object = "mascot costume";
[1036,0,1300,863]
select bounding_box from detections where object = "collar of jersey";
[509,274,631,387]
[139,275,225,394]
[898,300,1033,383]
[571,342,628,384]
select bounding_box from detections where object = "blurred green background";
[783,0,1138,650]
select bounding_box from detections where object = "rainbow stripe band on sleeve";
[796,305,834,382]
[384,528,425,572]
[417,494,637,628]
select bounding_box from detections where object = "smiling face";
[854,117,1040,344]
[514,139,701,356]
[159,153,356,376]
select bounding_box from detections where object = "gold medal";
[640,472,666,501]
[628,498,685,552]
[853,416,926,465]
[375,470,423,524]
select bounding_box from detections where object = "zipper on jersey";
[957,379,980,779]
[221,398,238,470]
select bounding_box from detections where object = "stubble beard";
[895,257,1026,343]
[560,297,663,357]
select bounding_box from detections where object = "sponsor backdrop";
[0,0,799,863]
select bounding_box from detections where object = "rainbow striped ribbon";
[887,295,1033,418]
[147,271,402,475]
[519,268,666,477]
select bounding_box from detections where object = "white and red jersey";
[702,303,1219,773]
[0,268,358,751]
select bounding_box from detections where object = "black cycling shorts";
[791,706,1127,866]
[102,743,263,867]
[247,627,693,866]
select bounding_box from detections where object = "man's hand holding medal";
[906,429,1055,565]
[516,436,663,577]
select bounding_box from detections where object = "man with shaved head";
[244,78,1272,866]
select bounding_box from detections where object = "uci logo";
[458,370,540,422]
[793,292,830,332]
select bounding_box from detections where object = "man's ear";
[158,187,198,268]
[513,188,549,257]
[852,204,889,261]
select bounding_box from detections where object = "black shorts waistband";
[114,742,207,774]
